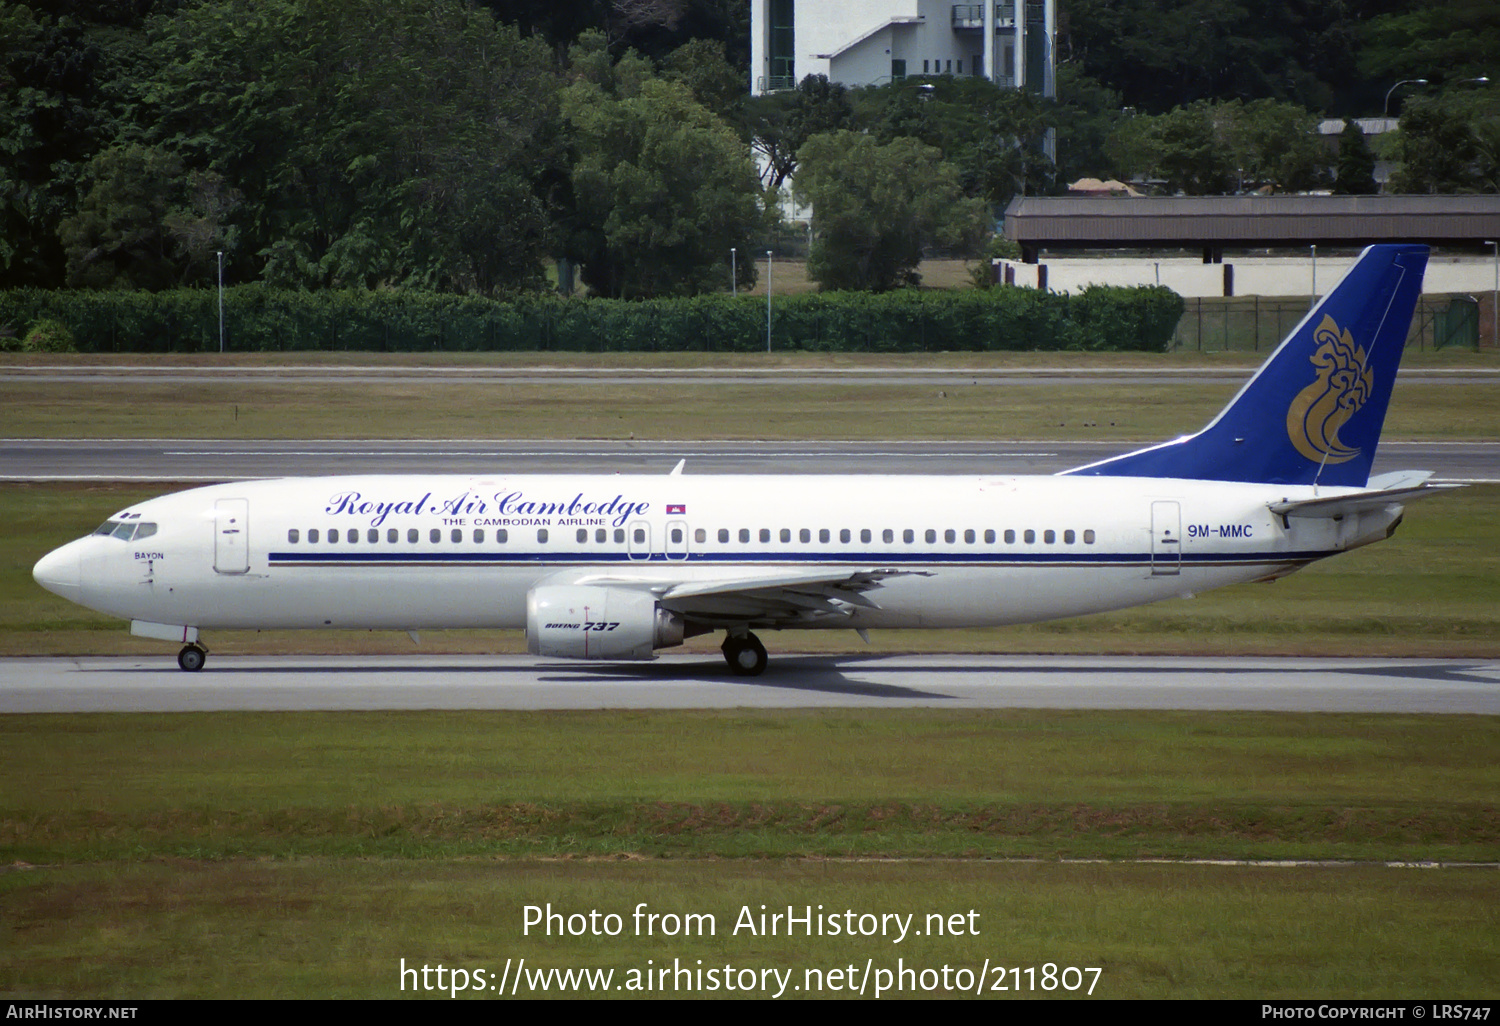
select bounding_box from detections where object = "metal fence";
[1170,294,1488,352]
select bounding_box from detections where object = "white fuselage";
[36,472,1397,635]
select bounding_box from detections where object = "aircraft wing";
[549,567,922,626]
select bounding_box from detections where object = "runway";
[5,654,1497,714]
[6,437,1499,480]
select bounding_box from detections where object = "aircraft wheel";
[722,632,768,677]
[177,644,207,673]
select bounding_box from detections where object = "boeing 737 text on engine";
[33,245,1455,675]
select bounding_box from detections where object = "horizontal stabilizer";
[1269,478,1463,520]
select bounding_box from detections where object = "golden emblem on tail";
[1285,315,1373,465]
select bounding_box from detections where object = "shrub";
[0,285,1184,354]
[22,318,77,353]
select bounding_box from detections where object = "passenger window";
[577,528,588,543]
[347,530,357,545]
[633,528,645,544]
[499,529,509,543]
[780,528,791,543]
[799,528,811,543]
[288,529,299,543]
[538,528,549,543]
[1024,529,1035,544]
[1004,530,1016,544]
[882,529,894,543]
[861,529,872,543]
[408,529,418,543]
[925,529,936,543]
[1084,529,1095,544]
[718,529,730,543]
[983,529,994,543]
[598,529,608,543]
[328,529,340,543]
[759,529,771,543]
[840,528,851,543]
[695,528,706,543]
[671,528,683,544]
[387,528,398,543]
[1044,530,1055,544]
[474,529,484,543]
[368,528,379,543]
[430,529,441,543]
[903,529,915,544]
[964,529,974,543]
[818,528,829,543]
[740,529,751,543]
[451,529,462,543]
[611,529,622,543]
[945,529,956,543]
[308,529,320,543]
[1064,529,1075,544]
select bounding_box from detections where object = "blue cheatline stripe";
[267,549,1332,568]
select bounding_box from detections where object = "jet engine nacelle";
[526,585,684,660]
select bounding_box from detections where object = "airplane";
[33,243,1456,676]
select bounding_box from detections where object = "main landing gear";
[721,632,767,677]
[177,643,207,672]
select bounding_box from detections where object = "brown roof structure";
[1003,194,1500,262]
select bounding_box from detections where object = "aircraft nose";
[33,542,82,598]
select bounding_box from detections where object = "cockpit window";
[95,520,158,541]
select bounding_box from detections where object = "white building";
[750,0,1057,97]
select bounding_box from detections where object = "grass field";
[2,711,1496,998]
[3,350,1497,442]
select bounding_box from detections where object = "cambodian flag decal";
[666,504,687,514]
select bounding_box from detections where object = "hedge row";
[0,283,1184,354]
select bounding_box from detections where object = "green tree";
[1229,99,1328,194]
[1108,99,1324,194]
[661,36,744,121]
[743,74,854,193]
[1359,1,1500,86]
[0,2,146,287]
[138,0,559,293]
[852,77,1058,207]
[562,66,763,298]
[1053,66,1127,186]
[1389,90,1500,194]
[1060,0,1311,113]
[1333,120,1378,194]
[796,131,990,292]
[59,143,188,289]
[1108,102,1233,194]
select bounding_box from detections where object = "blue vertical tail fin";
[1063,244,1429,487]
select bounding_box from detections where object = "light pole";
[1310,244,1317,309]
[217,250,224,354]
[1488,241,1498,348]
[765,250,773,353]
[730,248,737,297]
[1384,78,1427,117]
